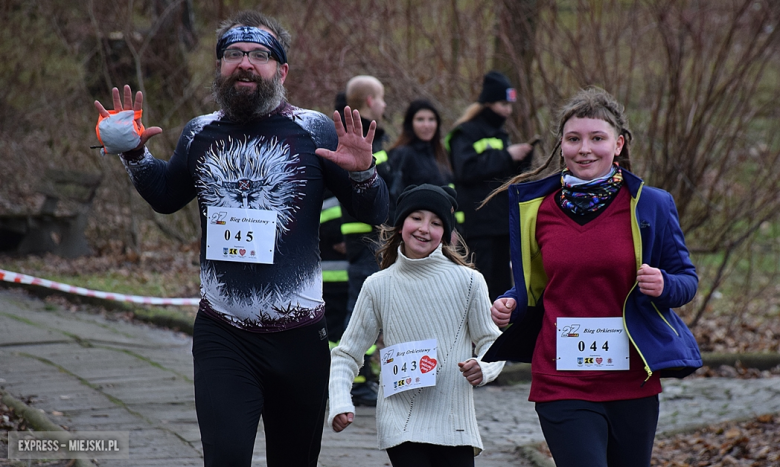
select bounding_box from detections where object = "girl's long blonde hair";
[451,102,486,128]
[482,87,633,206]
[374,224,474,270]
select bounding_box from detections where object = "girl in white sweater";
[328,184,505,467]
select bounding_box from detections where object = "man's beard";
[212,68,286,122]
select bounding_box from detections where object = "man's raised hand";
[94,85,162,150]
[315,106,375,172]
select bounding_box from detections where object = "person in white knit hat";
[328,184,505,467]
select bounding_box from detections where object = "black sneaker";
[351,381,378,407]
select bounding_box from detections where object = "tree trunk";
[495,0,540,140]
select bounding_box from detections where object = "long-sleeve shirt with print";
[121,102,388,332]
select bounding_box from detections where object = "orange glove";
[95,110,145,155]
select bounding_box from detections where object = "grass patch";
[35,271,192,298]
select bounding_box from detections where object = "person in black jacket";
[386,99,453,205]
[340,76,388,324]
[446,71,534,300]
[338,76,389,406]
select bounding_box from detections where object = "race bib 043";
[380,339,437,398]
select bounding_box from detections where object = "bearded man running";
[93,10,388,467]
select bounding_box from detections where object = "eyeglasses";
[222,48,274,65]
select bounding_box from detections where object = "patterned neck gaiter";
[560,165,623,215]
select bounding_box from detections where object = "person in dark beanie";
[393,184,458,243]
[478,70,517,105]
[445,70,535,300]
[328,183,505,466]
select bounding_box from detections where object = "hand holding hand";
[458,359,484,386]
[637,264,664,297]
[491,297,516,327]
[332,412,354,432]
[315,106,376,172]
[94,85,162,150]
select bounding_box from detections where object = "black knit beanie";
[394,184,458,242]
[477,70,517,104]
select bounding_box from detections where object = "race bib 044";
[556,317,630,371]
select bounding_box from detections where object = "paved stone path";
[1,288,779,466]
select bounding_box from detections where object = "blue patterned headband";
[216,26,287,64]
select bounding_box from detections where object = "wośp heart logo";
[420,355,437,374]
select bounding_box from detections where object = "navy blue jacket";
[483,169,702,379]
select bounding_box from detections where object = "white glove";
[96,110,143,155]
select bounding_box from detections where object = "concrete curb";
[1,389,95,467]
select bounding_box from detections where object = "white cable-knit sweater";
[328,245,505,454]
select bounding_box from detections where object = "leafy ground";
[1,248,779,466]
[0,398,71,467]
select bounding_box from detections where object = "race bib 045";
[206,206,277,264]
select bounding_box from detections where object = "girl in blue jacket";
[482,87,701,467]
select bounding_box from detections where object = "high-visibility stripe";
[323,270,348,282]
[321,196,340,211]
[444,131,455,152]
[374,150,388,165]
[473,137,504,154]
[324,153,385,233]
[322,260,349,271]
[341,222,373,235]
[448,184,463,223]
[320,205,342,224]
[322,261,348,282]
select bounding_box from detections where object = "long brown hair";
[482,87,633,206]
[374,224,474,270]
[390,99,451,175]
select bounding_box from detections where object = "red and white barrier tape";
[0,268,200,306]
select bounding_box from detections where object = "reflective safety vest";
[340,151,389,236]
[320,195,348,283]
[322,260,349,283]
[472,137,504,154]
[443,133,504,154]
[443,131,484,226]
[320,196,342,224]
[448,182,465,225]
